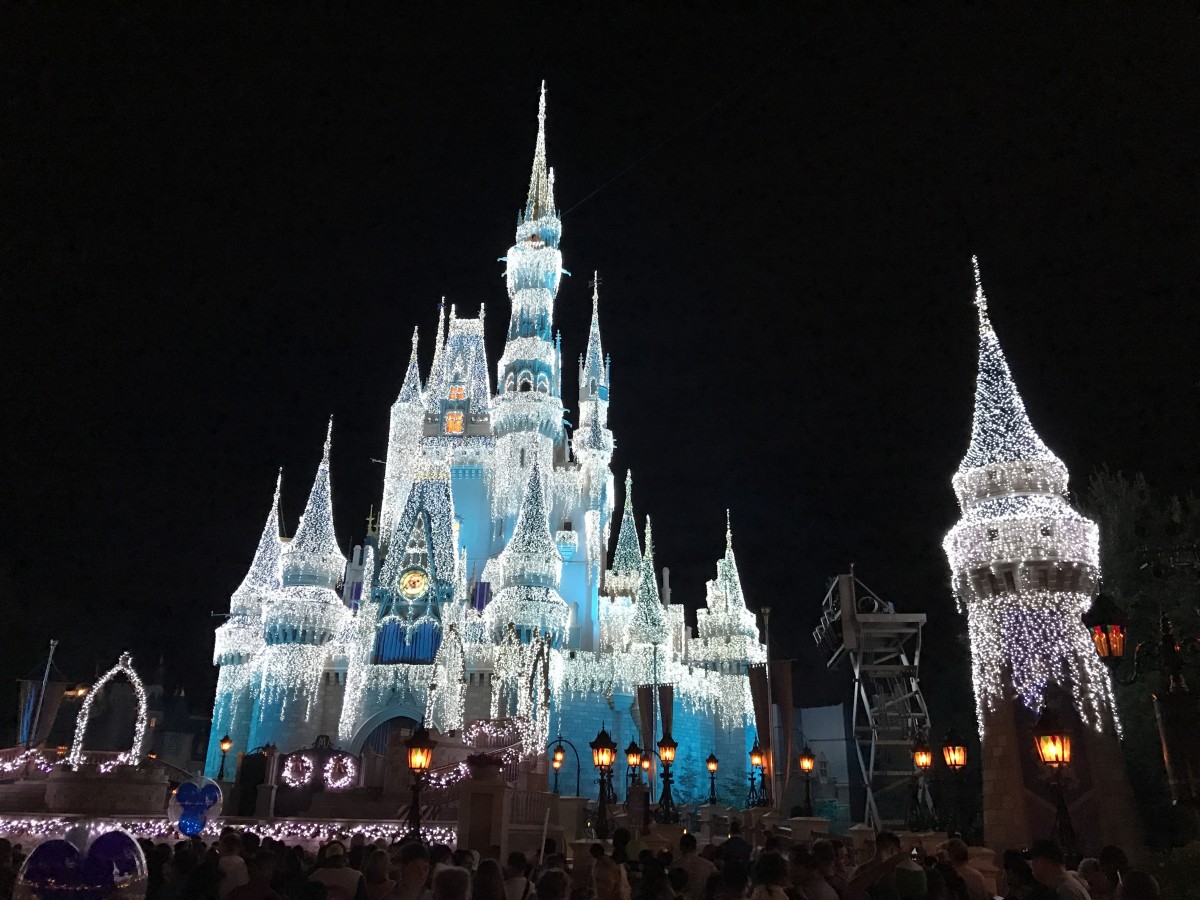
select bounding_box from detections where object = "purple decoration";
[18,829,146,900]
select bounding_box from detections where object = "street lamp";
[910,738,935,831]
[590,725,617,839]
[655,733,679,824]
[747,737,770,807]
[798,745,816,817]
[941,728,967,835]
[1033,707,1076,856]
[551,741,564,794]
[625,740,642,790]
[545,735,580,797]
[1082,593,1200,807]
[405,721,437,842]
[706,752,719,805]
[218,735,233,781]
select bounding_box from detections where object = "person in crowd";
[229,852,282,900]
[474,860,508,900]
[504,851,536,900]
[940,840,985,900]
[790,848,838,900]
[841,832,904,900]
[273,849,311,900]
[537,869,571,900]
[1026,841,1089,900]
[432,866,470,900]
[811,841,846,897]
[430,846,453,882]
[674,834,716,900]
[219,831,251,899]
[451,850,477,873]
[709,861,750,900]
[1097,848,1127,898]
[750,853,789,900]
[594,856,631,900]
[612,830,633,866]
[723,821,753,869]
[361,849,395,900]
[999,851,1052,900]
[1115,871,1158,900]
[1073,860,1111,899]
[308,842,365,900]
[393,843,433,900]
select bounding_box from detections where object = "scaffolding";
[813,573,934,831]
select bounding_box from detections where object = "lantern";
[405,721,437,773]
[942,729,967,770]
[1034,708,1071,768]
[749,739,764,769]
[625,741,642,769]
[219,735,233,754]
[798,745,816,774]
[912,739,933,771]
[706,752,719,773]
[658,734,678,765]
[590,726,616,770]
[1081,592,1129,664]
[641,757,651,772]
[553,743,565,767]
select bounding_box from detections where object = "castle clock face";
[399,568,429,599]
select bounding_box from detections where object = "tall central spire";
[527,81,554,221]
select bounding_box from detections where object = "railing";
[510,789,552,825]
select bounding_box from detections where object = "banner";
[748,664,772,776]
[658,684,674,738]
[771,659,794,796]
[636,684,654,750]
[17,680,69,747]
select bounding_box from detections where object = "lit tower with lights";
[943,259,1140,852]
[380,328,425,549]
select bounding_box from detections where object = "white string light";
[69,653,148,769]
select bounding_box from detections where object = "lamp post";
[747,737,769,807]
[405,721,437,842]
[798,745,816,817]
[655,733,679,824]
[1083,593,1200,806]
[590,725,617,839]
[545,735,581,797]
[941,728,967,836]
[625,740,642,793]
[218,735,233,781]
[910,737,935,831]
[1033,707,1076,856]
[706,752,719,805]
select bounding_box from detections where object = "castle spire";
[631,516,667,644]
[283,418,346,587]
[498,461,562,589]
[231,469,283,612]
[526,81,554,220]
[428,300,447,395]
[606,471,642,594]
[397,326,422,404]
[582,272,606,389]
[958,259,1058,473]
[715,510,746,611]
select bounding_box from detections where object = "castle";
[205,85,764,804]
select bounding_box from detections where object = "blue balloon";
[199,783,221,808]
[178,813,206,837]
[20,839,83,900]
[175,781,202,805]
[81,830,145,890]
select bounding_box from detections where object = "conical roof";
[230,470,283,615]
[526,81,554,220]
[958,257,1061,473]
[396,327,422,404]
[283,419,346,587]
[582,273,606,388]
[631,516,667,644]
[711,510,747,611]
[606,471,642,594]
[498,462,562,588]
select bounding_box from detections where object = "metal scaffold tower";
[813,572,934,831]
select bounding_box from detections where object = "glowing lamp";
[625,741,642,769]
[590,726,616,770]
[799,745,816,774]
[657,734,678,764]
[553,743,565,766]
[641,758,651,772]
[405,721,437,773]
[912,739,933,771]
[706,752,719,773]
[942,729,967,770]
[219,735,233,754]
[1081,592,1129,665]
[1034,708,1071,768]
[552,756,562,771]
[749,739,764,769]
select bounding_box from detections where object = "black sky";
[3,4,1199,739]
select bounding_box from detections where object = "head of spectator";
[753,853,788,888]
[812,840,838,876]
[219,831,243,856]
[432,865,470,900]
[1026,840,1067,887]
[452,849,477,871]
[680,833,698,857]
[505,850,530,881]
[538,868,571,900]
[322,841,349,868]
[365,849,394,886]
[247,851,275,884]
[1099,845,1129,888]
[473,859,506,900]
[874,831,902,860]
[590,843,606,860]
[399,841,431,888]
[1117,870,1159,900]
[243,832,261,857]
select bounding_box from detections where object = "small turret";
[281,419,346,589]
[381,328,424,543]
[605,471,641,596]
[630,517,667,645]
[214,471,282,666]
[692,512,763,669]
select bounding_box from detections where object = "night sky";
[4,5,1199,742]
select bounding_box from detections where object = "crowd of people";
[0,826,1163,900]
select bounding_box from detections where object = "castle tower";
[380,328,424,548]
[943,259,1140,853]
[693,513,765,673]
[492,83,566,515]
[605,471,642,598]
[249,420,348,751]
[206,471,281,776]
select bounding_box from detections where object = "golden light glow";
[219,735,233,753]
[448,386,466,401]
[553,745,565,765]
[1036,732,1071,767]
[749,740,764,769]
[943,744,967,770]
[799,746,815,773]
[625,741,641,768]
[552,757,561,770]
[590,727,616,770]
[913,742,933,770]
[658,735,678,764]
[706,752,719,773]
[444,411,464,434]
[405,723,437,772]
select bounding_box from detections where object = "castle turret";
[692,512,764,672]
[605,471,642,597]
[943,258,1138,854]
[381,328,424,546]
[630,517,667,646]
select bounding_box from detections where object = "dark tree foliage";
[1084,467,1200,848]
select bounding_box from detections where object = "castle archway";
[347,705,425,757]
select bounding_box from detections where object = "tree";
[1085,467,1200,848]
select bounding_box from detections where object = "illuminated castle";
[205,85,764,802]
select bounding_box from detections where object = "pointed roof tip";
[971,254,990,330]
[323,416,333,455]
[411,325,420,351]
[592,270,600,304]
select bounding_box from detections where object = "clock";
[399,568,429,600]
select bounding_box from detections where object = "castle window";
[1003,571,1016,592]
[449,385,466,401]
[444,411,464,434]
[1040,525,1053,537]
[986,528,999,541]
